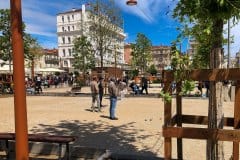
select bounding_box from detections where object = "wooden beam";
[176,82,183,160]
[163,82,172,159]
[181,115,234,127]
[233,81,240,160]
[163,68,240,82]
[163,127,240,142]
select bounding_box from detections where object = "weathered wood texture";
[162,68,240,160]
[233,81,240,160]
[163,68,240,82]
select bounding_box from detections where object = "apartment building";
[56,4,125,72]
[124,44,172,71]
[151,45,171,71]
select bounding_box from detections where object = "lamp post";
[114,46,117,79]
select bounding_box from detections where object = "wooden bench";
[0,133,76,160]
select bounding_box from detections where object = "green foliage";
[0,9,12,62]
[159,91,172,102]
[147,64,157,75]
[160,48,195,102]
[171,46,192,80]
[0,9,39,72]
[131,33,152,73]
[73,36,95,74]
[24,35,43,61]
[130,69,139,78]
[173,0,240,65]
[74,71,80,77]
[181,80,195,95]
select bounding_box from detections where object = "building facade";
[151,45,171,71]
[57,5,125,72]
[40,49,59,69]
[124,44,172,72]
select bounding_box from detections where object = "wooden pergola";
[162,68,240,160]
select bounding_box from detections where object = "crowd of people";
[25,73,77,94]
[89,76,149,120]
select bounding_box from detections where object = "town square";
[1,0,240,160]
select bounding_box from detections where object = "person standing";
[117,79,127,100]
[108,78,118,120]
[98,77,104,107]
[141,76,148,94]
[90,76,100,112]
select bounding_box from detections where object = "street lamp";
[126,0,137,6]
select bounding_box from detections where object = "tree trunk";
[207,19,224,160]
[31,60,34,79]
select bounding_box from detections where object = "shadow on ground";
[27,119,166,159]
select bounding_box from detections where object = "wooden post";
[176,81,183,159]
[163,81,172,160]
[10,0,29,159]
[233,80,240,160]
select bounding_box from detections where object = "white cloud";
[115,0,172,23]
[22,9,57,37]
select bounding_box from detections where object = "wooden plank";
[181,115,234,127]
[163,82,172,159]
[163,68,240,82]
[233,81,240,160]
[163,127,240,142]
[164,138,171,160]
[176,82,183,160]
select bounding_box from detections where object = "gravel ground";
[0,86,235,159]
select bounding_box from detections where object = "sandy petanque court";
[0,86,236,159]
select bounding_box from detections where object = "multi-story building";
[151,45,171,71]
[124,44,172,72]
[187,38,198,60]
[123,43,132,65]
[56,5,125,72]
[39,49,59,69]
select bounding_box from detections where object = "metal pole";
[115,45,117,79]
[227,19,230,68]
[10,0,29,159]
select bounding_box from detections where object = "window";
[64,61,68,66]
[62,16,64,22]
[68,26,70,31]
[72,26,75,30]
[68,37,71,43]
[68,49,72,56]
[67,16,70,22]
[63,49,66,57]
[72,14,74,20]
[62,37,65,44]
[62,27,64,32]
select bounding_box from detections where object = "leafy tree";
[24,35,43,79]
[147,64,157,76]
[73,36,95,78]
[173,1,240,159]
[130,69,139,78]
[88,0,124,72]
[131,33,152,73]
[0,9,12,71]
[0,9,38,73]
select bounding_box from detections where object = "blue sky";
[1,0,240,56]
